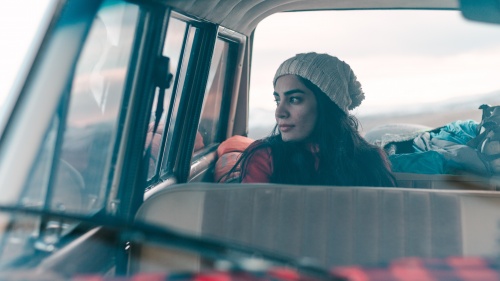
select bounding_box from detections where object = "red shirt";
[241,146,273,183]
[241,144,319,183]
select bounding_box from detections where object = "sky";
[248,10,500,128]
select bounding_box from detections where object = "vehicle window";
[193,38,231,154]
[24,0,138,234]
[159,25,200,177]
[0,0,140,265]
[0,114,60,264]
[51,1,139,213]
[249,10,500,139]
[146,17,187,180]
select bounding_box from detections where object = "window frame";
[27,0,175,273]
[144,12,198,186]
[192,37,235,157]
[213,27,246,140]
[108,3,172,222]
[150,13,219,184]
[142,14,247,188]
[188,28,246,182]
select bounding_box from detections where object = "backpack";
[467,104,500,175]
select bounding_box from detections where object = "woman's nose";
[275,102,289,119]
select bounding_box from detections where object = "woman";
[227,52,395,186]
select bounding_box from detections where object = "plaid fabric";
[332,257,500,281]
[73,268,320,281]
[73,257,500,281]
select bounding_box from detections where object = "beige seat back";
[131,183,500,273]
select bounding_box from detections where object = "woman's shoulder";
[240,138,274,183]
[243,137,273,152]
[245,139,272,160]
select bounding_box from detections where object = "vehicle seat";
[130,183,500,273]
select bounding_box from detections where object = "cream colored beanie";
[273,52,365,113]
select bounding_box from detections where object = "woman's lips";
[279,124,294,132]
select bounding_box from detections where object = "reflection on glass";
[58,2,139,213]
[193,39,230,154]
[146,18,187,180]
[160,26,199,176]
[23,1,140,215]
[1,0,139,267]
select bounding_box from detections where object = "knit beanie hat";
[273,52,365,113]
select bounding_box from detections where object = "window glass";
[146,17,187,180]
[0,114,59,265]
[160,25,199,176]
[56,1,139,213]
[193,39,230,154]
[0,0,139,266]
[22,0,140,214]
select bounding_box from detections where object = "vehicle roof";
[163,0,458,34]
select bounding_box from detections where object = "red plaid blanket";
[73,257,500,281]
[332,257,500,281]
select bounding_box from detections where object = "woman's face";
[274,75,318,142]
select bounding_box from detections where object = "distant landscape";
[248,91,500,140]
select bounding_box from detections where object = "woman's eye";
[274,98,280,105]
[290,97,301,104]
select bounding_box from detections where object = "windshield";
[249,10,500,139]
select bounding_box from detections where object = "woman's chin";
[281,134,306,142]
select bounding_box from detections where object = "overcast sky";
[249,10,500,124]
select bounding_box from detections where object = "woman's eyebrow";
[284,89,305,95]
[273,89,305,96]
